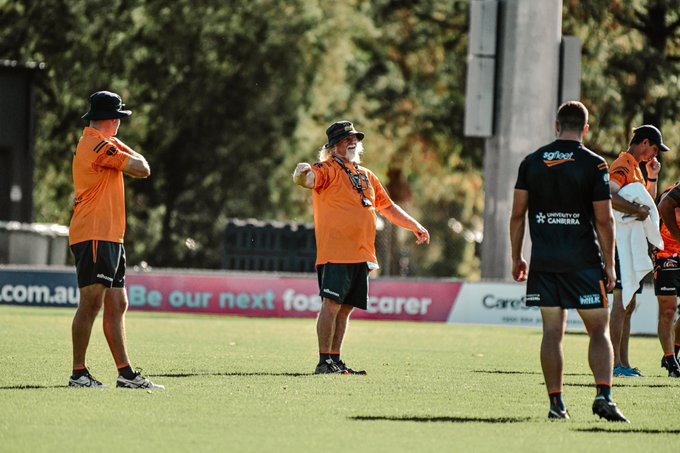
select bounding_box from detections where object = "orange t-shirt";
[310,158,394,267]
[658,184,680,259]
[68,127,131,245]
[609,152,645,188]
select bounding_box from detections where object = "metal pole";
[480,0,563,279]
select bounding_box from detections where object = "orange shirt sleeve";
[311,161,334,191]
[367,170,394,211]
[92,141,131,171]
[609,155,636,188]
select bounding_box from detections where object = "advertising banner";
[0,269,78,307]
[125,273,460,322]
[448,281,659,334]
[0,268,460,323]
[0,268,661,334]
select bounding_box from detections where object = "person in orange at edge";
[654,181,680,377]
[293,121,430,375]
[68,91,164,390]
[608,125,667,377]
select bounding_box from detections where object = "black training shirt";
[514,140,611,272]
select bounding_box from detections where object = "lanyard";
[332,157,372,207]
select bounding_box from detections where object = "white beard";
[347,142,363,163]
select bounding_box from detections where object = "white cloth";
[614,182,664,307]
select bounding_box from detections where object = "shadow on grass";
[573,427,680,435]
[0,385,67,390]
[151,371,309,378]
[564,382,676,388]
[476,370,590,377]
[350,415,530,424]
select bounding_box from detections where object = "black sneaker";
[116,370,165,390]
[592,397,629,423]
[314,359,348,375]
[336,360,367,376]
[69,370,108,389]
[661,355,680,378]
[548,405,570,420]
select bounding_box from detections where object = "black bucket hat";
[324,121,364,148]
[632,125,669,152]
[81,91,132,121]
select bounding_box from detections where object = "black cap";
[632,125,669,152]
[324,121,364,149]
[81,91,132,121]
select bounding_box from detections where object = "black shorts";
[526,268,608,309]
[612,247,643,294]
[654,257,680,296]
[71,240,126,289]
[317,263,369,310]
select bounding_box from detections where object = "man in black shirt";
[510,101,627,422]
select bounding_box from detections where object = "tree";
[563,0,680,186]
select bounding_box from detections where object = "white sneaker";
[69,371,108,389]
[116,372,165,390]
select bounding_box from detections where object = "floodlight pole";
[476,0,563,279]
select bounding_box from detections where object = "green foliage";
[1,0,483,277]
[563,0,680,185]
[5,1,680,277]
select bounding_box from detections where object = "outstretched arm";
[380,204,429,245]
[293,163,315,189]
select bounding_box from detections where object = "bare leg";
[317,298,341,353]
[578,307,613,385]
[72,284,106,369]
[675,311,680,356]
[657,296,677,356]
[539,307,567,393]
[609,290,625,366]
[619,297,636,367]
[331,304,354,354]
[103,287,131,368]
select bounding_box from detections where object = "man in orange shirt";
[608,125,667,377]
[293,121,429,375]
[654,182,680,377]
[68,91,163,390]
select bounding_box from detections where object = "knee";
[107,298,128,317]
[76,296,103,319]
[321,299,341,313]
[543,327,564,343]
[339,304,354,317]
[659,306,676,322]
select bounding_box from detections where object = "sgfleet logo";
[535,212,581,226]
[542,150,575,167]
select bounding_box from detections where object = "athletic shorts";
[654,257,680,296]
[525,268,608,309]
[317,263,369,310]
[71,240,126,289]
[611,247,643,294]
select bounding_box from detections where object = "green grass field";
[1,305,679,452]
